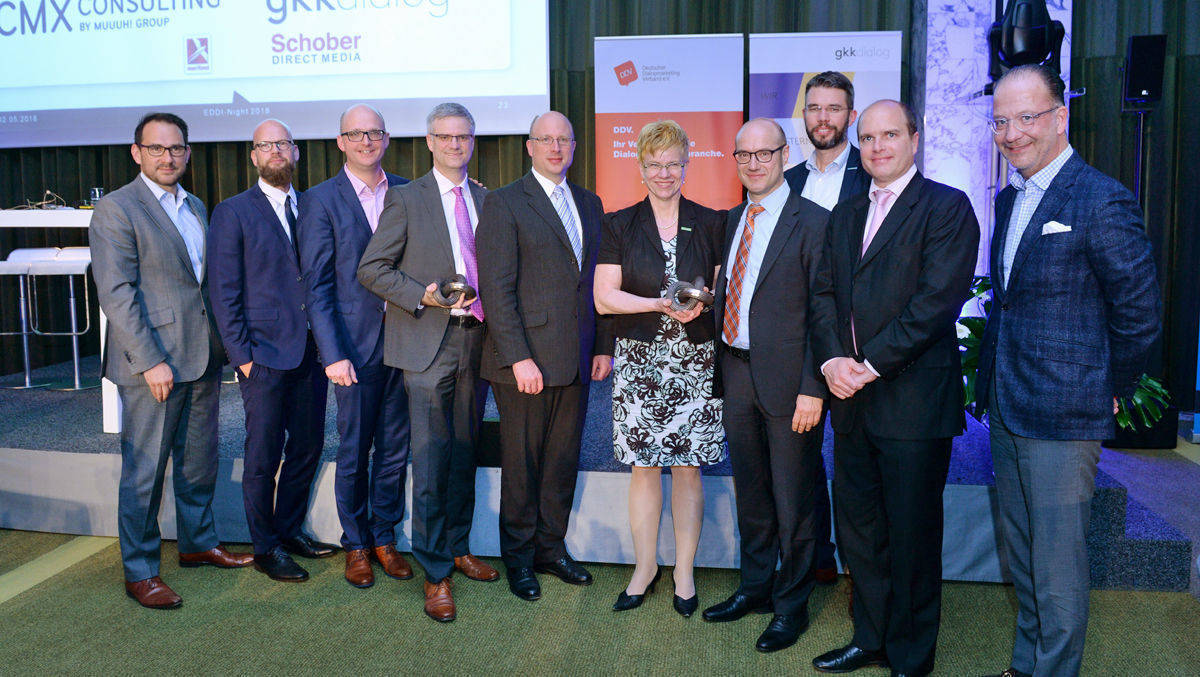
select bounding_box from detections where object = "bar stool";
[0,247,60,389]
[29,246,100,390]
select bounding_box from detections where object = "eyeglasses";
[530,135,574,147]
[138,144,188,157]
[430,133,473,144]
[642,161,687,174]
[252,140,295,152]
[988,106,1061,134]
[340,129,387,142]
[804,104,848,115]
[733,144,786,164]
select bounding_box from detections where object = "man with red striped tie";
[704,118,833,654]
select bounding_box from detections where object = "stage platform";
[1,357,1193,594]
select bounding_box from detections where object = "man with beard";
[781,71,871,583]
[209,119,336,582]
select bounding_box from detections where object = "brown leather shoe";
[423,578,456,622]
[178,545,254,568]
[125,576,182,609]
[454,554,500,582]
[373,544,414,580]
[345,549,374,588]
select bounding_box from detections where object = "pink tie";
[453,186,484,322]
[861,188,895,256]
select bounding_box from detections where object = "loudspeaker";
[1123,34,1167,106]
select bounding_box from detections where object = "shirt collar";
[139,171,188,207]
[531,168,567,198]
[750,180,791,216]
[257,178,295,208]
[1010,145,1073,192]
[344,165,387,196]
[804,143,851,174]
[870,163,918,199]
[432,167,470,196]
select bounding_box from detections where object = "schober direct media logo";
[614,60,638,85]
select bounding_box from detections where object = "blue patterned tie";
[552,183,583,269]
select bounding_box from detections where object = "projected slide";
[0,0,548,147]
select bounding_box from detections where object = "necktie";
[551,184,583,269]
[722,203,764,346]
[861,188,894,256]
[284,194,299,259]
[452,186,484,322]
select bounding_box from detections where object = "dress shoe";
[423,578,456,622]
[506,567,541,601]
[673,594,698,617]
[756,612,809,653]
[701,592,772,622]
[612,566,661,611]
[253,547,309,582]
[984,669,1031,677]
[280,533,337,559]
[372,544,414,580]
[124,576,182,610]
[344,548,375,588]
[534,556,593,585]
[815,566,838,584]
[812,644,890,673]
[178,545,254,568]
[454,554,500,581]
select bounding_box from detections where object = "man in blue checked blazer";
[976,65,1160,677]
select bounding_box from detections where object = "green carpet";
[0,530,1196,675]
[0,529,74,577]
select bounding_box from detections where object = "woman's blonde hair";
[636,119,689,165]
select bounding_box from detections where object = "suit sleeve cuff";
[863,359,881,377]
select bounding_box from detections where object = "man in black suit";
[782,69,872,582]
[702,118,831,654]
[810,100,979,677]
[358,103,499,623]
[209,119,334,583]
[475,111,613,602]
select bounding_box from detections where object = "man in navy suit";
[209,119,335,583]
[781,69,872,583]
[297,104,412,589]
[977,65,1159,677]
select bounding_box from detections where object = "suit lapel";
[522,172,576,259]
[757,191,801,284]
[249,185,296,262]
[416,172,456,264]
[334,169,373,237]
[634,198,667,261]
[992,186,1017,299]
[1006,155,1081,291]
[132,177,197,283]
[839,146,863,202]
[857,173,923,272]
[675,198,697,268]
[571,180,600,266]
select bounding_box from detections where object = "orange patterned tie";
[722,203,765,346]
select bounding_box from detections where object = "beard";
[258,160,294,189]
[806,123,846,151]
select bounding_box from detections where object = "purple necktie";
[453,186,484,322]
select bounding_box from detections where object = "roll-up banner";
[594,34,744,212]
[749,32,903,172]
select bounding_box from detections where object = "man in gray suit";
[90,112,253,610]
[359,103,498,622]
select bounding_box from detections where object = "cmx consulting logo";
[186,36,211,74]
[613,60,637,86]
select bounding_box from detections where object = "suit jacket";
[976,152,1160,439]
[297,167,408,369]
[597,196,725,345]
[90,176,224,386]
[811,171,979,440]
[712,187,831,417]
[476,171,610,387]
[357,170,488,373]
[207,184,309,371]
[783,144,872,207]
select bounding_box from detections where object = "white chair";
[29,246,99,390]
[0,247,60,389]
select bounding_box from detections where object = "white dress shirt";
[723,180,790,350]
[432,168,479,317]
[139,172,204,281]
[531,168,583,246]
[256,178,298,242]
[800,143,852,211]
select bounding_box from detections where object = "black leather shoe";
[812,644,890,673]
[673,594,698,617]
[755,612,809,653]
[702,592,772,622]
[613,566,661,611]
[280,533,337,559]
[506,567,541,601]
[253,546,309,582]
[982,669,1031,677]
[534,556,593,585]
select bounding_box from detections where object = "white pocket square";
[1042,221,1071,234]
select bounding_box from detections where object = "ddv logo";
[613,60,637,86]
[187,37,211,74]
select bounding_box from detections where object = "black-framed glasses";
[430,133,473,144]
[340,129,387,142]
[138,144,188,157]
[804,104,848,115]
[733,144,786,164]
[252,140,295,152]
[988,106,1061,134]
[530,135,574,147]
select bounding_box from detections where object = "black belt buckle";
[449,314,482,329]
[726,345,750,361]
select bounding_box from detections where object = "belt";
[725,345,750,361]
[448,314,483,329]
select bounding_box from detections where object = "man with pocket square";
[976,64,1160,677]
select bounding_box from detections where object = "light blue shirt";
[723,180,790,350]
[1001,145,1074,288]
[799,143,851,211]
[140,172,205,281]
